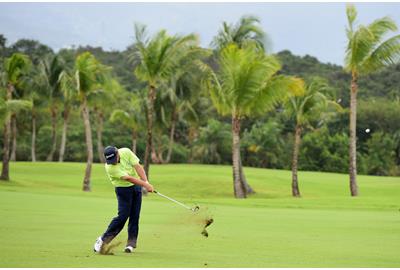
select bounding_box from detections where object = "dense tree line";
[1,6,400,198]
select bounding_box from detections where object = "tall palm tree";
[164,91,198,164]
[345,4,400,196]
[90,79,121,163]
[38,55,64,161]
[58,69,77,162]
[210,15,269,194]
[0,99,32,154]
[285,78,341,197]
[201,44,303,198]
[110,92,144,153]
[72,52,111,191]
[153,50,205,163]
[131,23,199,177]
[211,15,268,51]
[24,69,47,162]
[0,53,31,180]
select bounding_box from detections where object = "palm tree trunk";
[239,157,254,194]
[187,126,197,164]
[232,114,246,198]
[166,107,178,163]
[131,129,137,153]
[95,109,105,163]
[46,105,57,161]
[157,143,165,164]
[349,71,359,196]
[10,114,17,161]
[81,97,93,192]
[144,85,156,178]
[291,124,302,197]
[151,143,161,164]
[58,106,70,162]
[1,83,13,180]
[1,121,11,180]
[31,109,36,162]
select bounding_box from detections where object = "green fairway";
[0,162,399,267]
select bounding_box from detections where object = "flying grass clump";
[201,218,214,238]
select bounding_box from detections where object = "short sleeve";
[129,150,140,166]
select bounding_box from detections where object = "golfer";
[94,146,154,253]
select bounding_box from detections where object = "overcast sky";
[0,2,399,65]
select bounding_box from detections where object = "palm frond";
[110,109,136,128]
[74,52,111,100]
[58,70,77,102]
[132,26,199,88]
[0,99,32,124]
[362,35,400,73]
[201,43,303,118]
[251,75,304,116]
[346,4,357,32]
[345,25,376,71]
[211,15,267,52]
[4,53,31,85]
[5,99,33,114]
[285,78,342,128]
[345,5,400,74]
[367,17,397,42]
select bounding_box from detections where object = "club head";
[192,206,200,212]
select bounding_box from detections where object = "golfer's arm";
[121,175,148,187]
[134,164,148,182]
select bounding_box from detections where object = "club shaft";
[155,191,192,211]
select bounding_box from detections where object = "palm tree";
[211,15,268,51]
[201,44,303,198]
[91,79,121,163]
[209,15,270,195]
[58,69,77,162]
[38,55,64,161]
[166,52,207,163]
[72,52,111,191]
[109,92,143,153]
[9,63,35,162]
[9,109,17,161]
[130,23,199,177]
[152,51,205,164]
[192,119,231,164]
[20,68,46,162]
[8,68,38,162]
[0,53,31,180]
[285,78,341,197]
[345,4,400,196]
[0,99,32,160]
[163,90,197,164]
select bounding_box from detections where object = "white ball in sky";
[365,128,370,133]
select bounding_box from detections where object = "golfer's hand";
[144,182,154,193]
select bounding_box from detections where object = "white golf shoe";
[124,246,134,253]
[93,236,103,253]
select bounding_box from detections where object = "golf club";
[154,190,199,212]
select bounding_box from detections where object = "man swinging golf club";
[94,146,154,253]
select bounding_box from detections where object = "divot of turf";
[178,205,214,237]
[99,241,122,255]
[201,218,214,238]
[191,206,214,237]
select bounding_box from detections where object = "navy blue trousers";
[102,185,142,246]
